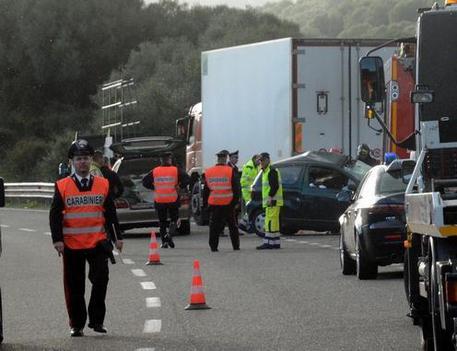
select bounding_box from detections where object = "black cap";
[229,150,239,157]
[216,149,229,157]
[259,152,270,160]
[68,139,94,159]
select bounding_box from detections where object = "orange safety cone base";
[145,260,163,266]
[185,303,211,310]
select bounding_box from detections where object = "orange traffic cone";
[185,259,211,310]
[145,231,163,265]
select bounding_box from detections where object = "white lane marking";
[132,269,147,277]
[320,244,331,248]
[146,297,161,308]
[136,349,155,351]
[43,232,51,236]
[299,240,309,244]
[308,242,319,246]
[141,281,156,290]
[143,320,161,333]
[0,224,9,228]
[18,228,36,232]
[122,258,135,265]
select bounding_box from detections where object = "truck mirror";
[176,117,189,141]
[359,56,386,104]
[0,178,5,208]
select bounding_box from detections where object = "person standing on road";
[49,139,123,337]
[239,154,260,232]
[356,144,378,167]
[92,152,124,199]
[89,150,104,177]
[227,150,242,235]
[256,152,283,250]
[142,152,190,248]
[203,150,240,252]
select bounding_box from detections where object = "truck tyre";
[191,182,207,226]
[356,236,378,280]
[177,219,191,235]
[429,238,454,351]
[340,235,356,275]
[250,208,266,238]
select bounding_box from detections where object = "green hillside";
[261,0,437,38]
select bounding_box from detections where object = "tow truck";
[359,1,457,349]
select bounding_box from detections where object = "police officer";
[357,144,378,167]
[93,151,124,199]
[227,150,242,234]
[256,152,283,250]
[142,152,189,248]
[239,154,260,232]
[49,139,123,337]
[203,150,240,252]
[228,150,240,175]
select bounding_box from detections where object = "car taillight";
[384,234,402,241]
[446,273,457,304]
[114,198,130,209]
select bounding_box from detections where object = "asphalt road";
[0,208,421,351]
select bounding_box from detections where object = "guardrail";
[5,182,54,199]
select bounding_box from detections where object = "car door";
[276,165,306,229]
[300,164,352,231]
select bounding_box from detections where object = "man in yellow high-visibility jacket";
[239,154,260,232]
[256,152,283,250]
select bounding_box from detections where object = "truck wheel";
[356,237,378,280]
[191,183,207,226]
[340,235,356,275]
[177,219,191,235]
[250,209,266,238]
[429,238,454,350]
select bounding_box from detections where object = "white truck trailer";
[178,37,396,224]
[200,37,395,167]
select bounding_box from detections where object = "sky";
[145,0,275,8]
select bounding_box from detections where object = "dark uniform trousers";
[209,205,240,250]
[155,202,179,241]
[63,245,109,329]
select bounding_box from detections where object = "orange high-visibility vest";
[205,165,233,206]
[152,166,178,203]
[56,176,109,249]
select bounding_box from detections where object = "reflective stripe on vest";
[205,165,233,206]
[152,166,178,203]
[261,166,284,207]
[56,176,109,249]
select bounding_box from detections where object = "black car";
[111,137,191,234]
[246,151,370,236]
[339,160,413,280]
